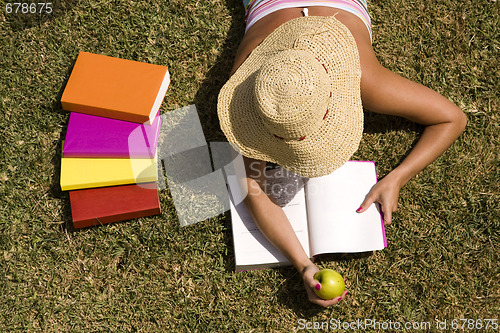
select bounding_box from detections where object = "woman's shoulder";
[231,7,372,75]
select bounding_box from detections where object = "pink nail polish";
[345,291,349,296]
[315,283,321,290]
[356,206,362,212]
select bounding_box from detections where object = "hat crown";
[217,16,364,177]
[254,49,330,140]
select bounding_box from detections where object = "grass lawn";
[0,0,498,331]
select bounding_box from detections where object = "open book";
[227,161,386,271]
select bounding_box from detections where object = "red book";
[69,182,161,229]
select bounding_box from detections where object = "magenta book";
[62,110,162,158]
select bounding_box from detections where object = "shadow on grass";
[48,55,79,232]
[48,133,74,232]
[277,252,374,315]
[193,0,245,143]
[363,109,422,135]
[190,0,244,270]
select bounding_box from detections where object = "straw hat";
[217,15,363,178]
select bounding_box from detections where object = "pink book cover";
[63,110,161,158]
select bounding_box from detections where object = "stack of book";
[59,51,170,229]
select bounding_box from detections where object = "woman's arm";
[240,157,348,307]
[355,43,468,223]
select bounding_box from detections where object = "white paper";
[227,175,310,270]
[305,161,386,255]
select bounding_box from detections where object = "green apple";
[313,269,345,300]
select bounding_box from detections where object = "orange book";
[61,51,170,124]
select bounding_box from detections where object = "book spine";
[72,207,161,229]
[60,101,149,124]
[61,176,157,191]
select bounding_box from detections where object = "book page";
[227,175,310,271]
[305,161,386,255]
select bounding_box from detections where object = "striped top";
[243,0,371,41]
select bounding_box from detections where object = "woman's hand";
[356,172,402,225]
[301,264,348,307]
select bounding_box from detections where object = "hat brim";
[218,16,363,178]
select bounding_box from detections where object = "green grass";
[0,0,498,331]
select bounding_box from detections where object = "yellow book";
[60,152,158,191]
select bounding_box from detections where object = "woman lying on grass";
[217,1,467,307]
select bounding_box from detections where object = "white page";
[305,161,386,255]
[227,175,310,270]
